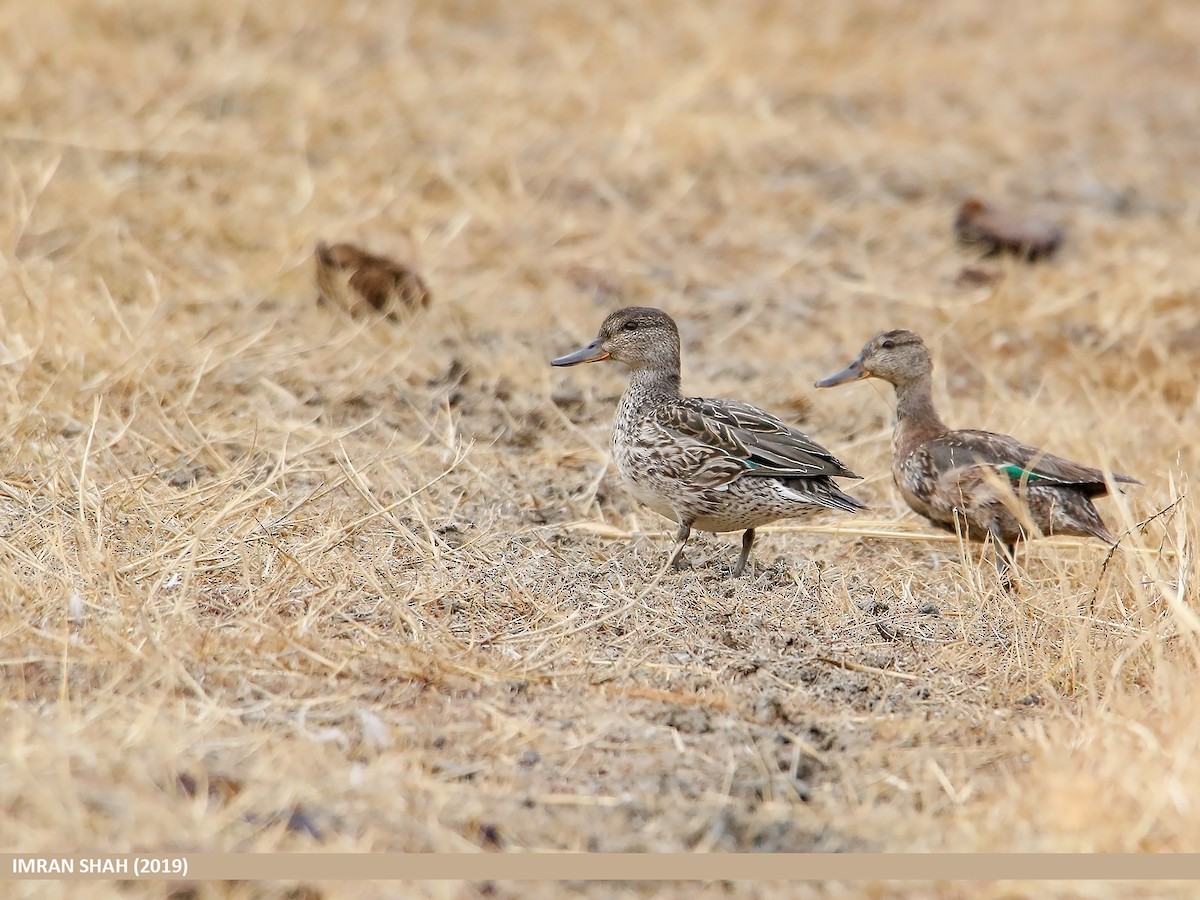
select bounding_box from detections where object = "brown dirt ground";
[2,1,1200,898]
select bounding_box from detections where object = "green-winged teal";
[553,307,865,576]
[816,329,1138,572]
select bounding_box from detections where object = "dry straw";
[1,0,1200,887]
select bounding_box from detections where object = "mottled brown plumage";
[315,241,431,319]
[816,329,1138,573]
[954,198,1064,261]
[553,307,865,576]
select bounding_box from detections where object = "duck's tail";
[783,477,868,514]
[1048,489,1120,544]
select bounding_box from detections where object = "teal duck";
[816,329,1138,571]
[552,307,866,576]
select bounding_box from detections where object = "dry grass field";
[2,0,1200,897]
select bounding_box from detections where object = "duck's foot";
[714,561,742,579]
[669,554,693,572]
[994,562,1022,595]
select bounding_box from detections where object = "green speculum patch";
[999,464,1045,481]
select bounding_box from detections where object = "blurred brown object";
[315,240,431,319]
[954,265,1003,288]
[954,198,1064,261]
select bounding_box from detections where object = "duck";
[552,307,866,577]
[815,329,1138,573]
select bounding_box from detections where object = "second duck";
[816,329,1139,573]
[553,307,865,577]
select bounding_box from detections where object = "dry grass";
[2,0,1200,897]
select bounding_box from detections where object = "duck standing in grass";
[552,307,866,577]
[815,329,1139,573]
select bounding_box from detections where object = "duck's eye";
[621,320,641,332]
[880,339,895,350]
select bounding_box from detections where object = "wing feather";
[928,430,1139,497]
[654,397,860,480]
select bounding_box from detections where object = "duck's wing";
[655,397,861,480]
[929,430,1139,497]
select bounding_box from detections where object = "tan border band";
[3,854,1199,881]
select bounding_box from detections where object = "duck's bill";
[814,358,866,388]
[552,339,609,366]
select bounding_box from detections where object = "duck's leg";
[668,520,693,571]
[732,528,756,577]
[990,530,1018,590]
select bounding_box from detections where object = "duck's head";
[815,329,933,389]
[551,307,680,370]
